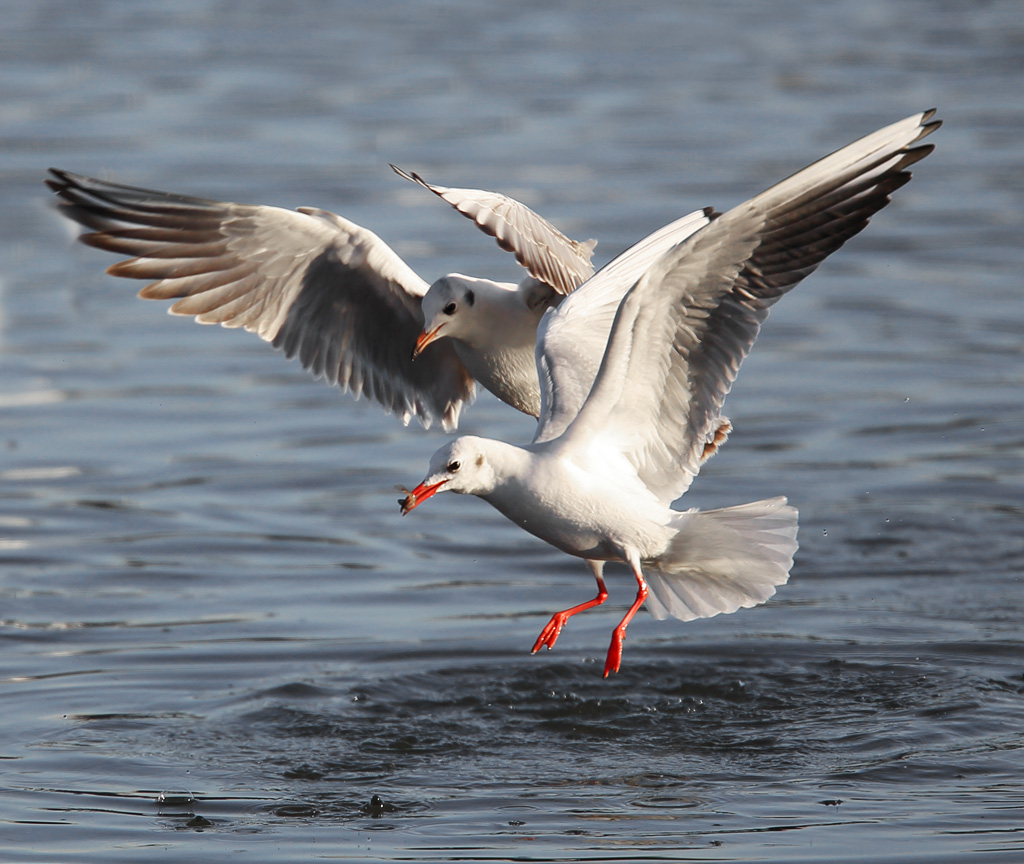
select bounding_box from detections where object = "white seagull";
[401,110,941,676]
[46,166,712,428]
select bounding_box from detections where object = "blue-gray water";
[2,2,1022,861]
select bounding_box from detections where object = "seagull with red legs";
[401,111,941,676]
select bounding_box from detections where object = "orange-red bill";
[411,325,443,360]
[398,479,446,515]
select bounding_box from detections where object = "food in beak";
[398,480,446,514]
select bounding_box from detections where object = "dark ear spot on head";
[475,454,484,467]
[465,289,475,307]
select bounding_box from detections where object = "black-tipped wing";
[556,110,941,503]
[391,164,595,295]
[47,170,474,430]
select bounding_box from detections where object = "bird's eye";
[443,302,457,315]
[447,460,461,473]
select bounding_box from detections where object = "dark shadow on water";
[157,641,1020,805]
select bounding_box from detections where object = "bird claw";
[531,613,568,653]
[603,632,624,678]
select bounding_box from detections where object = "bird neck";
[474,438,533,498]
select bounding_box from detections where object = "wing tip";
[390,163,433,192]
[916,108,942,143]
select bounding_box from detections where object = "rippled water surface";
[2,1,1023,861]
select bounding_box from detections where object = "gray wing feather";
[562,111,941,503]
[391,164,595,295]
[46,169,474,430]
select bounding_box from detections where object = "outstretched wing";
[391,164,595,295]
[533,207,717,444]
[557,110,941,503]
[47,170,474,430]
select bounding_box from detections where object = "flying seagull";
[47,165,712,428]
[401,110,941,676]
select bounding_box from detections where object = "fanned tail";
[645,497,799,622]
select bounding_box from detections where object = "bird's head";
[399,436,495,514]
[414,274,495,358]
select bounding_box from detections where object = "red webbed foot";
[602,564,648,677]
[603,630,624,677]
[532,611,570,653]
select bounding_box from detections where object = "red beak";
[399,479,446,515]
[411,324,443,360]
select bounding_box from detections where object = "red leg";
[603,562,649,678]
[532,561,607,654]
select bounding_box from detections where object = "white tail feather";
[644,497,799,622]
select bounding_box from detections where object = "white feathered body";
[477,439,674,560]
[469,437,798,624]
[451,328,543,417]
